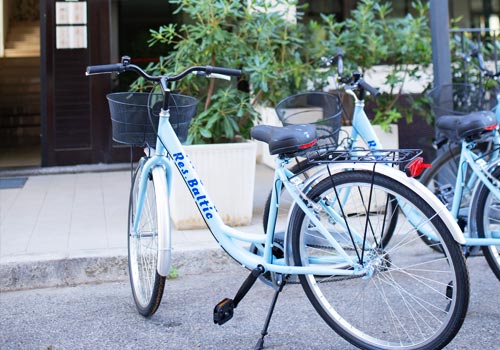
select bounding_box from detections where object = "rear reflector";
[485,123,498,131]
[299,139,318,149]
[405,157,432,178]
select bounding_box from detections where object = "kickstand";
[254,274,287,350]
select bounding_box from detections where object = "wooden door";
[41,0,130,166]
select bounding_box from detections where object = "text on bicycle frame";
[173,152,216,220]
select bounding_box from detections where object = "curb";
[0,248,239,292]
[0,163,133,178]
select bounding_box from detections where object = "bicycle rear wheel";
[128,160,168,316]
[475,167,500,280]
[290,170,469,350]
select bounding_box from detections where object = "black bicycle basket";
[275,92,342,148]
[427,83,497,118]
[107,92,198,146]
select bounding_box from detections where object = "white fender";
[152,166,172,277]
[286,163,465,245]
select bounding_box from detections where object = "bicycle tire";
[290,170,469,350]
[128,160,167,317]
[263,161,398,246]
[475,166,500,280]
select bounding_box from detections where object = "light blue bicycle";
[87,57,469,350]
[419,46,500,279]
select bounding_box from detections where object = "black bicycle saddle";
[436,111,497,142]
[251,124,317,156]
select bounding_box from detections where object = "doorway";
[0,0,41,169]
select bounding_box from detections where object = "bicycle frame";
[345,89,382,150]
[131,97,466,279]
[454,139,500,246]
[133,107,368,277]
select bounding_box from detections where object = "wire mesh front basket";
[427,83,497,118]
[107,92,198,146]
[275,92,342,148]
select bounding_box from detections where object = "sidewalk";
[0,163,274,291]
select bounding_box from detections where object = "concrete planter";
[170,142,257,229]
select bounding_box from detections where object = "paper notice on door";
[56,26,87,49]
[56,1,87,25]
[55,1,88,49]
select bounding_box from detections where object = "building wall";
[0,0,9,57]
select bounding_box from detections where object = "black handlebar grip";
[359,79,380,96]
[207,66,242,77]
[86,63,124,75]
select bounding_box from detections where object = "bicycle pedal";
[213,298,235,325]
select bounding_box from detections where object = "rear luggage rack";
[305,148,423,165]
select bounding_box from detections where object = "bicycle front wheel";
[475,167,500,280]
[128,161,168,317]
[290,170,469,350]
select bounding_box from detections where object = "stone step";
[0,94,40,111]
[0,125,41,147]
[0,82,40,92]
[5,40,39,49]
[4,21,40,58]
[0,58,40,84]
[8,21,39,30]
[7,22,40,37]
[0,57,40,68]
[0,84,40,95]
[0,114,40,128]
[0,70,40,81]
[0,105,40,116]
[3,49,40,58]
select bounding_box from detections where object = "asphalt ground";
[0,256,498,350]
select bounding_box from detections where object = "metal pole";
[430,0,452,88]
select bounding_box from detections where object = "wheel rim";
[295,178,461,349]
[129,171,159,308]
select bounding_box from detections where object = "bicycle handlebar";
[359,79,380,96]
[322,50,380,97]
[86,56,242,82]
[459,46,499,79]
[86,63,126,75]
